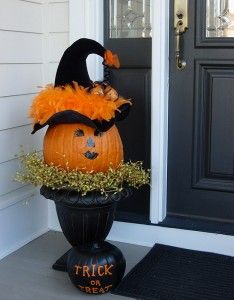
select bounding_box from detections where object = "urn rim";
[40,185,133,208]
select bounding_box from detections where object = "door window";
[206,0,234,37]
[109,0,152,38]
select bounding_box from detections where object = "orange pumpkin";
[43,123,123,173]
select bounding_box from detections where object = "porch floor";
[0,231,150,300]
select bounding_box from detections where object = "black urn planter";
[40,186,132,295]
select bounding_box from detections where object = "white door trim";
[150,0,169,223]
[69,0,104,81]
[69,0,169,224]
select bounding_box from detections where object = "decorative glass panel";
[206,0,234,37]
[109,0,152,38]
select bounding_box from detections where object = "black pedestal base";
[52,250,71,272]
[52,242,126,295]
[67,242,126,294]
[41,187,131,294]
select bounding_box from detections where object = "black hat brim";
[31,103,131,134]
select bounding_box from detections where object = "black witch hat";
[31,38,131,134]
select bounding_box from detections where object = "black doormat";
[112,244,234,300]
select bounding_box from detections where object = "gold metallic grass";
[16,152,150,195]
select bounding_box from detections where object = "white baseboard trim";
[49,220,234,257]
[107,222,234,256]
[0,227,49,261]
[50,224,61,232]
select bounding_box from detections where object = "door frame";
[69,0,169,224]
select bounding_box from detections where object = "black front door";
[104,0,152,223]
[167,0,234,232]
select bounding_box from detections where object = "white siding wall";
[0,0,44,200]
[0,0,69,259]
[46,0,69,83]
[46,0,70,231]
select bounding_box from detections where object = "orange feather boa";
[30,82,131,125]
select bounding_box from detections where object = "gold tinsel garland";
[16,152,150,196]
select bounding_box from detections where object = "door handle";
[175,20,186,70]
[174,0,188,70]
